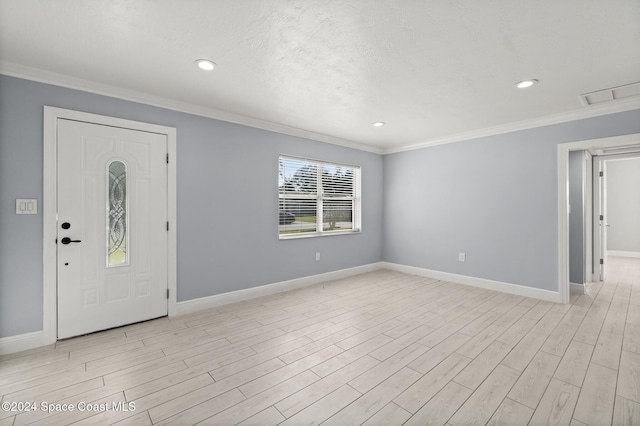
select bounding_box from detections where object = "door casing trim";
[43,106,177,344]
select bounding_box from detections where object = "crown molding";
[0,61,382,155]
[3,60,639,157]
[382,97,640,154]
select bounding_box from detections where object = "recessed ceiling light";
[516,79,538,89]
[372,122,385,127]
[194,59,216,71]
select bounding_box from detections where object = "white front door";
[57,118,168,339]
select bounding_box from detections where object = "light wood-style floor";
[1,258,639,426]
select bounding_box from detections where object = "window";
[107,160,128,266]
[279,155,361,238]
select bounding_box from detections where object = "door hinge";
[166,153,169,164]
[599,171,603,177]
[166,221,169,231]
[167,289,170,299]
[600,258,604,265]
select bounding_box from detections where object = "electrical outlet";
[316,252,321,261]
[458,252,466,262]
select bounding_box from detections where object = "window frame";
[278,154,361,239]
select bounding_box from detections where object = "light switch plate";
[16,199,38,214]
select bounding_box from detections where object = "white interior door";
[57,118,168,339]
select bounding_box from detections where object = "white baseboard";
[570,282,585,295]
[381,262,562,303]
[607,250,640,259]
[175,262,385,316]
[0,331,46,356]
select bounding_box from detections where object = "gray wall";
[383,110,640,292]
[568,150,585,284]
[607,157,640,253]
[0,75,384,338]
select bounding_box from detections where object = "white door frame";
[557,132,640,303]
[584,151,593,283]
[593,157,607,281]
[43,106,177,345]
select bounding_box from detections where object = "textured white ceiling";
[1,0,639,152]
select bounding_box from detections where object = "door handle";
[61,237,82,244]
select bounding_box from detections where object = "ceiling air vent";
[579,82,640,106]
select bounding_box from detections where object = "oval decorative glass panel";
[108,160,128,266]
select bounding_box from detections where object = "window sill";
[279,229,361,240]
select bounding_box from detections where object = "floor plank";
[448,364,520,426]
[394,353,471,414]
[322,367,422,426]
[623,323,640,354]
[540,323,578,357]
[613,395,640,426]
[402,381,472,426]
[486,398,534,426]
[528,378,580,426]
[507,351,561,409]
[500,331,548,371]
[360,402,412,426]
[453,340,512,390]
[573,363,617,425]
[591,331,623,370]
[553,340,594,387]
[279,384,361,426]
[617,350,640,403]
[274,355,378,418]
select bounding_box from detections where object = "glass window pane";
[279,157,318,235]
[279,158,317,194]
[279,198,317,234]
[323,200,353,231]
[108,161,128,266]
[322,165,354,196]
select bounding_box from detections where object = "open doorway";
[593,153,640,282]
[558,133,640,303]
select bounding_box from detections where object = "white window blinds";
[279,155,361,237]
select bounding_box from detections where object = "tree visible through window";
[279,155,361,237]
